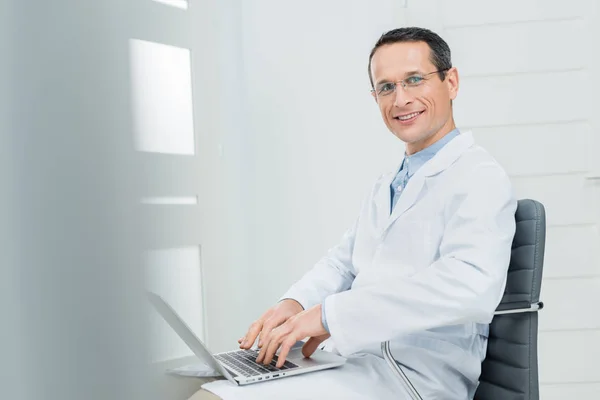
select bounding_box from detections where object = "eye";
[377,82,396,95]
[405,75,424,86]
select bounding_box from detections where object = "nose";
[393,85,413,108]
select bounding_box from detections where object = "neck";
[405,119,456,155]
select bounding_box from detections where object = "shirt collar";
[400,128,460,176]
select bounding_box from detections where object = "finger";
[257,325,272,349]
[255,336,269,363]
[256,332,264,348]
[302,334,330,358]
[276,337,297,368]
[262,326,288,365]
[242,308,276,348]
[241,321,264,349]
[257,325,276,349]
[256,325,282,364]
[262,335,281,366]
[258,313,288,348]
[256,328,276,363]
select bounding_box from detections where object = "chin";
[392,130,426,144]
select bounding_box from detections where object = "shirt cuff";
[321,299,330,333]
[322,292,354,356]
[278,297,305,310]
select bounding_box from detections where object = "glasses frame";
[371,69,450,98]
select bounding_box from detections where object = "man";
[193,27,516,399]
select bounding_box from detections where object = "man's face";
[370,41,459,154]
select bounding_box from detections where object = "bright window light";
[140,196,198,205]
[153,0,188,10]
[129,39,195,155]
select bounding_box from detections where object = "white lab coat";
[204,131,517,399]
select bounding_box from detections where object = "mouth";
[393,110,424,124]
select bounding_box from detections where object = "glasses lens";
[377,82,395,96]
[405,76,424,87]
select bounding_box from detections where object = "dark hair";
[368,27,452,88]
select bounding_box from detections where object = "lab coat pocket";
[400,333,469,366]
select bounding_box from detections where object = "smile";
[394,110,424,122]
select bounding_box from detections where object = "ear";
[370,89,378,104]
[445,67,459,101]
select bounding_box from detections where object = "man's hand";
[238,299,304,350]
[256,304,331,368]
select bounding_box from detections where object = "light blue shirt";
[390,128,460,212]
[322,129,460,333]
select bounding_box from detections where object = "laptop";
[147,292,347,385]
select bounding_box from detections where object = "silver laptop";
[147,292,346,385]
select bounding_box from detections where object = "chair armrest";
[494,301,543,315]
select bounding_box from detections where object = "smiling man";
[194,27,517,400]
[369,32,457,157]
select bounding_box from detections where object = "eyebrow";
[374,70,424,86]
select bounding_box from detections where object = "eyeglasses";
[372,69,449,98]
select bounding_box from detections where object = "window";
[129,39,195,155]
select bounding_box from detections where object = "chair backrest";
[474,199,546,400]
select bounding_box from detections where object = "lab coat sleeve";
[324,163,517,357]
[279,217,359,311]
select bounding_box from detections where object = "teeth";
[398,112,421,121]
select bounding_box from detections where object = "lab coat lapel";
[386,172,426,229]
[385,131,475,230]
[375,169,397,229]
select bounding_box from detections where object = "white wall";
[203,0,410,354]
[151,0,410,358]
[203,0,600,397]
[236,0,405,329]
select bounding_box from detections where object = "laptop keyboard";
[215,349,299,377]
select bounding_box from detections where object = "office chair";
[383,199,546,400]
[474,199,546,400]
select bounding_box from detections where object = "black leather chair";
[383,199,546,400]
[474,199,546,400]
